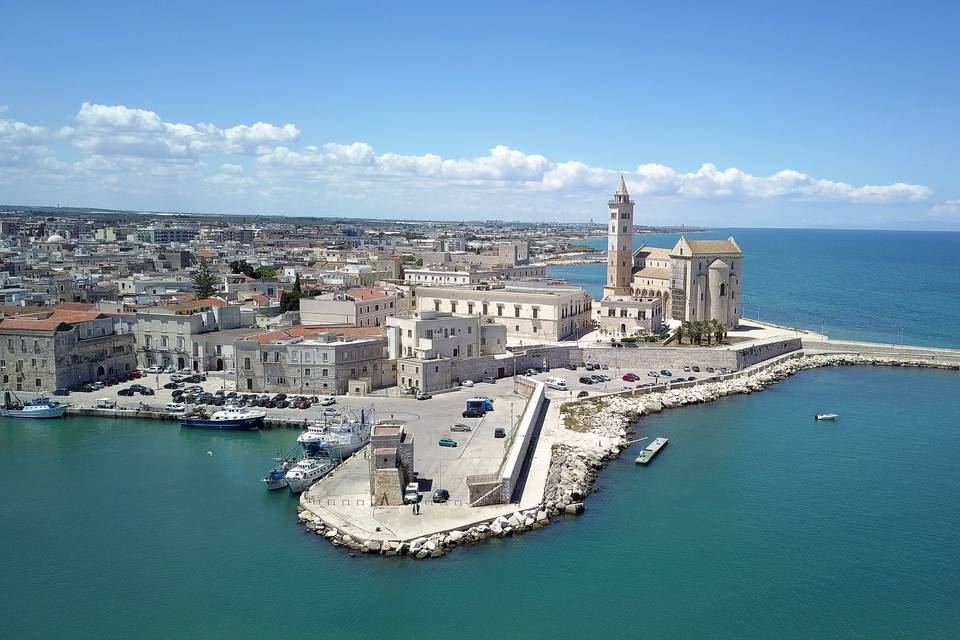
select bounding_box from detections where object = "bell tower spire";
[603,175,634,298]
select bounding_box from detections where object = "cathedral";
[596,177,743,334]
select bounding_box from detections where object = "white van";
[165,402,186,413]
[544,376,568,391]
[95,398,116,409]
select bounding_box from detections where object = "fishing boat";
[180,406,266,430]
[285,457,334,493]
[296,418,370,458]
[1,395,67,419]
[815,413,839,421]
[263,455,298,490]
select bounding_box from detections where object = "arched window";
[719,283,727,297]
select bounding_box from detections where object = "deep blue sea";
[549,229,960,349]
[2,367,959,639]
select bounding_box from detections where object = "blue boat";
[180,407,265,431]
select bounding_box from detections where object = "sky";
[1,1,958,229]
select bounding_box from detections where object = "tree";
[415,257,423,266]
[292,273,302,296]
[280,273,303,313]
[253,266,277,279]
[192,261,218,299]
[713,321,727,345]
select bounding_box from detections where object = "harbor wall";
[498,379,545,503]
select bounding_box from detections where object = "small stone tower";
[603,175,634,297]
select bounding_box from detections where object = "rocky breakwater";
[296,506,557,559]
[297,352,956,558]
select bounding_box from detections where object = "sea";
[548,228,960,349]
[2,229,959,639]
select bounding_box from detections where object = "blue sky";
[1,1,958,228]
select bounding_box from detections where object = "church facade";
[596,178,742,333]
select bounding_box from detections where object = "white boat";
[181,406,266,430]
[815,413,839,421]
[1,396,67,419]
[284,458,334,493]
[297,419,370,459]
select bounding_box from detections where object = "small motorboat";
[815,413,839,421]
[263,456,298,491]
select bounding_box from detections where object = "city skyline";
[2,1,958,229]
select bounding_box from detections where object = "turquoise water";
[550,229,960,349]
[3,366,959,639]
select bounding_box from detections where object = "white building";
[299,288,402,327]
[414,283,591,343]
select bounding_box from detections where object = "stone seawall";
[297,352,957,558]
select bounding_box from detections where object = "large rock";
[447,530,465,545]
[490,519,503,536]
[365,539,381,553]
[565,502,584,515]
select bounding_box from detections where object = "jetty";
[635,437,668,464]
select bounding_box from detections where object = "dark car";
[494,427,506,438]
[660,369,672,377]
[585,363,596,371]
[564,363,577,370]
[53,388,70,396]
[692,366,701,372]
[576,390,589,399]
[579,376,594,384]
[432,489,450,503]
[462,408,485,418]
[118,388,134,396]
[163,382,182,390]
[622,374,637,382]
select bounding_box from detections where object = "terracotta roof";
[632,266,670,281]
[0,318,72,332]
[166,297,228,312]
[48,310,108,322]
[347,287,389,301]
[195,249,215,258]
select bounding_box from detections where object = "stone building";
[596,177,743,331]
[135,298,249,371]
[0,312,136,391]
[669,237,742,328]
[386,310,507,391]
[299,288,402,328]
[234,327,389,394]
[369,424,415,506]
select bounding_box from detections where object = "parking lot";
[518,362,731,401]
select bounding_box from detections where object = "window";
[719,283,727,297]
[497,305,503,317]
[36,378,42,387]
[277,377,285,384]
[322,369,328,376]
[514,306,520,318]
[532,307,538,319]
[304,368,311,376]
[482,303,488,315]
[244,358,251,370]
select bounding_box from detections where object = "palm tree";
[713,321,727,345]
[679,321,690,344]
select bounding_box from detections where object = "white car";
[320,397,336,406]
[145,366,162,374]
[95,398,116,409]
[403,482,420,504]
[461,380,475,387]
[163,366,176,374]
[165,402,186,413]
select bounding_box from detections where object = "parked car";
[416,391,432,400]
[692,366,701,372]
[450,423,472,432]
[438,437,458,448]
[686,376,696,381]
[53,388,70,396]
[320,397,336,406]
[462,408,484,418]
[718,367,729,375]
[141,388,155,396]
[585,363,596,371]
[481,376,496,384]
[622,374,637,382]
[118,388,134,396]
[145,365,162,374]
[95,398,116,409]
[576,391,589,399]
[163,366,176,374]
[579,376,593,384]
[647,371,660,378]
[660,369,672,377]
[461,379,475,387]
[494,427,506,438]
[165,402,186,412]
[432,489,450,503]
[706,367,715,373]
[600,364,609,370]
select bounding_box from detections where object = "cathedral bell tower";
[602,175,634,298]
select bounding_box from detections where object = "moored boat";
[296,419,369,458]
[263,456,298,490]
[1,396,67,419]
[285,457,334,493]
[180,406,265,430]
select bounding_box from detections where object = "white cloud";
[929,199,960,219]
[0,101,936,220]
